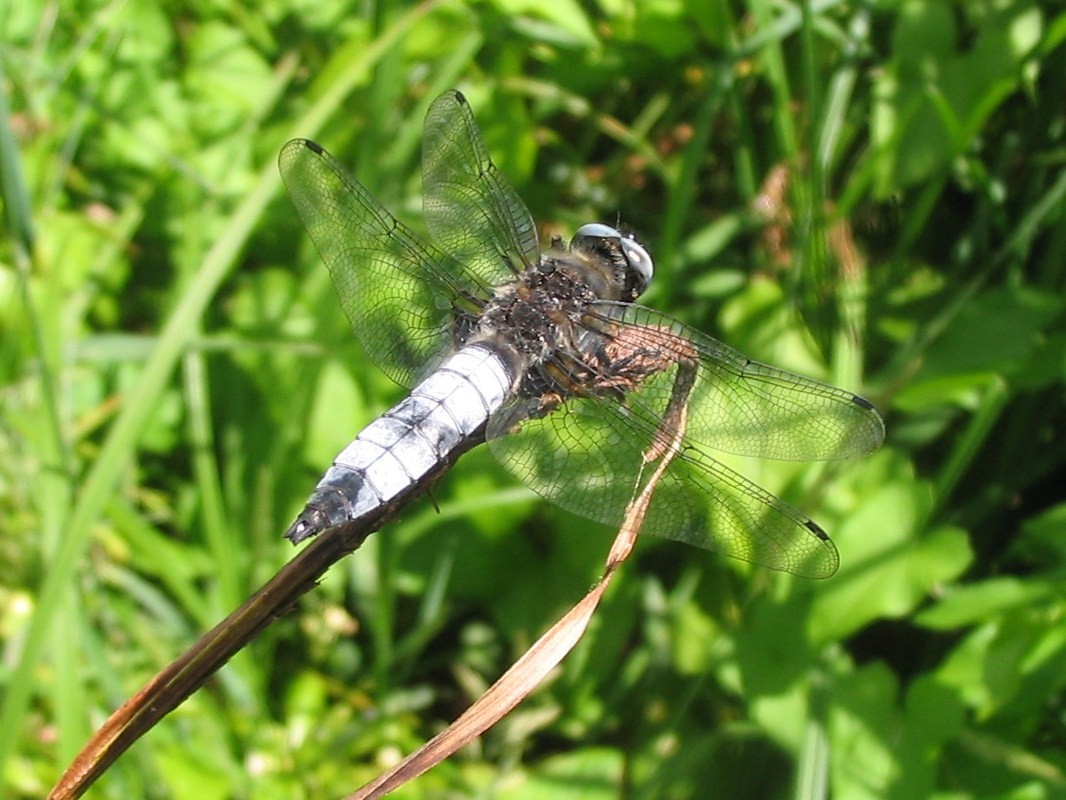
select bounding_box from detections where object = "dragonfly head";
[571,223,654,301]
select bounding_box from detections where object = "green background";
[2,0,1064,797]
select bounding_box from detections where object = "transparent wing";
[422,90,541,285]
[602,304,886,462]
[279,138,489,387]
[485,306,884,577]
[486,371,840,578]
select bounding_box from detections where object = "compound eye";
[571,223,654,298]
[572,222,621,247]
[620,234,653,288]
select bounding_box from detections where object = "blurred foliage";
[2,0,1066,798]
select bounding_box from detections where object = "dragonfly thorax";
[475,252,598,361]
[473,226,652,372]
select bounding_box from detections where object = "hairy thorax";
[474,251,613,364]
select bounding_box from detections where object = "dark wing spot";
[851,395,876,411]
[804,518,830,542]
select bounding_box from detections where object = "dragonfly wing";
[422,90,541,285]
[279,138,487,387]
[484,303,883,577]
[486,366,840,578]
[593,303,885,461]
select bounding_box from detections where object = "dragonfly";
[278,89,885,579]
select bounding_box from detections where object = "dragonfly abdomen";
[284,344,515,543]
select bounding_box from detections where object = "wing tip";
[851,393,887,452]
[797,519,839,579]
